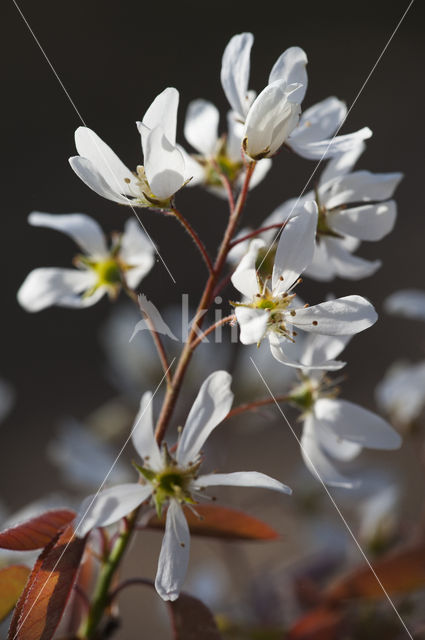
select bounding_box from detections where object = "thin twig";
[168,209,214,275]
[108,577,155,604]
[190,315,236,350]
[228,222,286,250]
[226,394,291,420]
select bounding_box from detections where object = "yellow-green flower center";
[92,259,122,286]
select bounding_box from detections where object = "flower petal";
[320,142,365,183]
[155,501,190,601]
[17,268,99,312]
[231,238,264,298]
[235,306,269,345]
[131,391,162,470]
[142,87,179,146]
[314,416,362,461]
[301,334,351,367]
[120,218,155,288]
[28,212,108,257]
[289,295,377,335]
[184,99,219,155]
[268,46,308,103]
[315,398,402,450]
[221,32,254,119]
[69,156,131,205]
[329,201,397,241]
[195,471,291,494]
[75,484,152,537]
[269,333,347,371]
[292,127,372,161]
[325,237,381,280]
[289,97,346,145]
[272,200,318,293]
[303,239,337,282]
[144,126,186,200]
[325,170,403,209]
[176,371,233,466]
[74,127,137,195]
[300,415,358,488]
[384,289,425,321]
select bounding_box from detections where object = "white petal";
[248,158,272,190]
[176,371,233,465]
[289,295,377,335]
[221,32,254,119]
[74,127,137,195]
[303,239,336,282]
[120,218,155,288]
[325,170,403,209]
[292,127,372,161]
[28,212,108,257]
[290,96,345,145]
[184,100,219,155]
[384,289,425,321]
[329,201,396,241]
[142,87,179,146]
[195,471,291,494]
[144,126,186,200]
[131,391,162,470]
[69,156,131,205]
[155,501,190,601]
[244,81,301,158]
[269,46,308,103]
[269,333,346,371]
[231,238,264,298]
[314,416,362,461]
[235,306,269,345]
[272,200,318,292]
[300,416,358,488]
[301,334,351,367]
[226,110,245,161]
[17,268,99,312]
[326,237,381,280]
[75,483,152,537]
[315,398,402,450]
[320,142,365,183]
[375,360,425,425]
[177,144,205,185]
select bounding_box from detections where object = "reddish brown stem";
[190,314,236,350]
[226,394,291,420]
[228,222,286,250]
[154,162,256,445]
[168,208,214,275]
[108,577,154,603]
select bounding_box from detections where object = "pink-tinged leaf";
[143,504,280,541]
[8,524,87,640]
[0,510,76,551]
[287,606,345,640]
[168,593,222,640]
[0,565,31,622]
[326,542,425,602]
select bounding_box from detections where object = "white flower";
[288,335,402,487]
[236,143,402,281]
[231,201,378,368]
[375,360,425,429]
[384,289,425,322]
[17,213,155,311]
[74,371,291,601]
[182,100,272,197]
[221,33,304,160]
[287,96,372,160]
[69,88,189,208]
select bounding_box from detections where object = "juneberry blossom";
[231,201,378,368]
[375,361,425,430]
[17,213,155,311]
[287,334,401,487]
[384,289,425,321]
[74,371,291,601]
[182,100,272,197]
[69,88,190,208]
[231,144,402,281]
[221,33,371,161]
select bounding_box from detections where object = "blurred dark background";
[1,0,424,513]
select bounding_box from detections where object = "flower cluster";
[14,29,408,638]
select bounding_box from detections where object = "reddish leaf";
[287,606,345,640]
[143,504,280,541]
[8,524,87,640]
[326,542,425,602]
[0,510,76,551]
[0,566,31,622]
[168,593,222,640]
